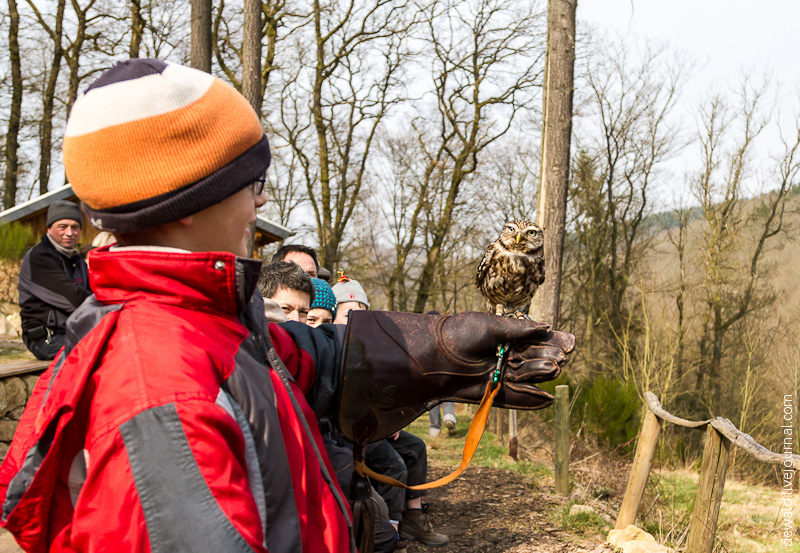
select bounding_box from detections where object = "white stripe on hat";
[65,63,214,137]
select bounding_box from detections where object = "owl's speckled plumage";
[476,220,545,316]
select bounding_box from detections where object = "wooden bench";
[0,359,50,379]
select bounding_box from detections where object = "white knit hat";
[332,273,370,308]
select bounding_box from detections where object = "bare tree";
[691,81,799,413]
[63,0,103,114]
[410,0,546,313]
[213,0,288,102]
[665,200,693,383]
[26,0,66,194]
[241,0,261,110]
[141,0,190,59]
[369,127,438,311]
[191,0,211,71]
[530,0,577,328]
[3,0,23,208]
[130,0,145,57]
[274,0,413,269]
[562,37,685,370]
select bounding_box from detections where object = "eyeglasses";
[251,175,267,196]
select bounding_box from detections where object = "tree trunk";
[66,0,95,116]
[242,0,262,257]
[529,0,577,328]
[241,0,262,114]
[130,0,145,58]
[3,0,22,209]
[37,0,66,195]
[190,0,212,72]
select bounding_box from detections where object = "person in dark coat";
[18,200,91,360]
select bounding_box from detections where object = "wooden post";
[529,0,577,328]
[686,426,731,553]
[554,385,569,495]
[509,409,518,461]
[615,409,661,529]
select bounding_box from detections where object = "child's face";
[187,185,266,257]
[333,301,366,324]
[306,308,333,327]
[271,288,311,323]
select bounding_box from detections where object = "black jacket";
[18,234,91,336]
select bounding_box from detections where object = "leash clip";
[492,343,507,389]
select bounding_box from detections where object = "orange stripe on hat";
[66,78,263,210]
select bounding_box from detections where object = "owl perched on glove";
[476,220,545,317]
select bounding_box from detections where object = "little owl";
[476,220,545,317]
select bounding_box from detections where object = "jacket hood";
[87,246,263,317]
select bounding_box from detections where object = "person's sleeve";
[28,250,91,312]
[78,399,267,552]
[271,321,343,418]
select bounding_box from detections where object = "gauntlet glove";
[336,310,575,444]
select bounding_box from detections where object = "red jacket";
[0,248,353,552]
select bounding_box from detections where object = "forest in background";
[2,0,800,479]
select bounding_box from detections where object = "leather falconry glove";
[336,310,575,444]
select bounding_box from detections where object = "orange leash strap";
[353,380,500,490]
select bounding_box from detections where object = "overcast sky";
[577,0,800,204]
[578,0,799,90]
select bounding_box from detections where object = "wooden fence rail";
[615,392,800,553]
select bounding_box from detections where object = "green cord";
[492,344,507,388]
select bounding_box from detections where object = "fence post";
[686,425,731,553]
[554,385,569,495]
[615,409,661,529]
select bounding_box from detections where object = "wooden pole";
[615,409,661,529]
[509,409,518,461]
[242,0,262,258]
[529,0,577,328]
[190,0,212,72]
[686,426,732,553]
[554,385,569,495]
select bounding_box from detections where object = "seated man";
[18,200,92,360]
[0,59,574,552]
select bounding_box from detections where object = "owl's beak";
[516,233,521,244]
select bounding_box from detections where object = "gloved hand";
[335,311,575,444]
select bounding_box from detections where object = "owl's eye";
[527,229,538,236]
[505,226,514,233]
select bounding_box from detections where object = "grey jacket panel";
[120,403,253,553]
[4,299,124,520]
[215,389,267,550]
[225,341,303,553]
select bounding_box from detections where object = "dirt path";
[413,462,606,553]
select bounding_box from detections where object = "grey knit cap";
[332,275,370,308]
[47,200,83,228]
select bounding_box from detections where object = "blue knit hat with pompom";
[310,278,337,318]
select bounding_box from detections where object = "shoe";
[395,535,409,551]
[429,426,441,437]
[400,507,449,547]
[444,415,456,436]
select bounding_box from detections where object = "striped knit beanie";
[310,278,337,318]
[63,59,271,233]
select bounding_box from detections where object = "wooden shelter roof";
[0,185,294,251]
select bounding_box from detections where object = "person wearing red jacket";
[0,59,575,553]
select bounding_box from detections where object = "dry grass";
[641,468,800,552]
